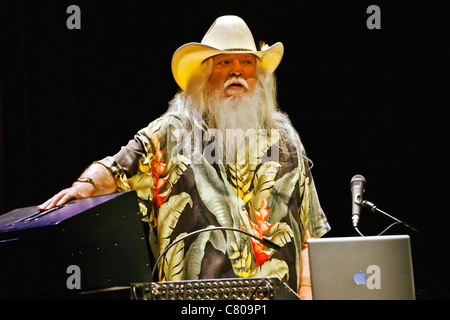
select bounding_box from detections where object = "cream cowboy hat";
[171,15,284,91]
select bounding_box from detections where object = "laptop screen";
[307,235,415,300]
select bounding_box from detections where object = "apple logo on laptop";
[353,265,381,289]
[353,269,367,285]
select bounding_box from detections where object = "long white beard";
[203,81,267,134]
[199,82,282,164]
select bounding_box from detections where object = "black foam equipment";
[0,191,152,299]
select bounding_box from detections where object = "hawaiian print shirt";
[97,112,330,292]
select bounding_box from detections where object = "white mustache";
[223,77,249,90]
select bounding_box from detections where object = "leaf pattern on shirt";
[157,192,192,280]
[97,113,330,290]
[162,233,186,281]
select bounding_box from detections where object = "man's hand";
[38,181,95,211]
[37,162,117,211]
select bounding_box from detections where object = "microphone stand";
[354,200,419,236]
[151,226,282,282]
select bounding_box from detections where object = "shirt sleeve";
[296,151,331,248]
[304,168,331,240]
[95,127,152,191]
[288,128,330,245]
[112,135,147,178]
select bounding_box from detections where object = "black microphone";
[151,226,282,281]
[351,174,366,229]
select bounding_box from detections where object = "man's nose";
[229,59,243,77]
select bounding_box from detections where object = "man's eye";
[218,60,230,65]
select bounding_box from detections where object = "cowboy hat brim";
[171,42,284,91]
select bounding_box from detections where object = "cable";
[354,226,365,237]
[152,226,281,281]
[131,285,138,300]
[377,221,418,236]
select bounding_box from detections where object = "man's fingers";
[37,199,50,210]
[38,189,74,211]
[38,196,59,211]
[55,192,76,207]
[38,182,97,211]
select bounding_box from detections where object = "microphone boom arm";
[362,200,401,223]
[362,200,419,235]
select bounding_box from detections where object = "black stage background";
[0,1,448,299]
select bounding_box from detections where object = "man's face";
[207,53,257,98]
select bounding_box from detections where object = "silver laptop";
[307,235,415,300]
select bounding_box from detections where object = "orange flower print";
[242,198,275,267]
[152,136,171,208]
[301,229,316,248]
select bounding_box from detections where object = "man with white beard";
[39,15,330,299]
